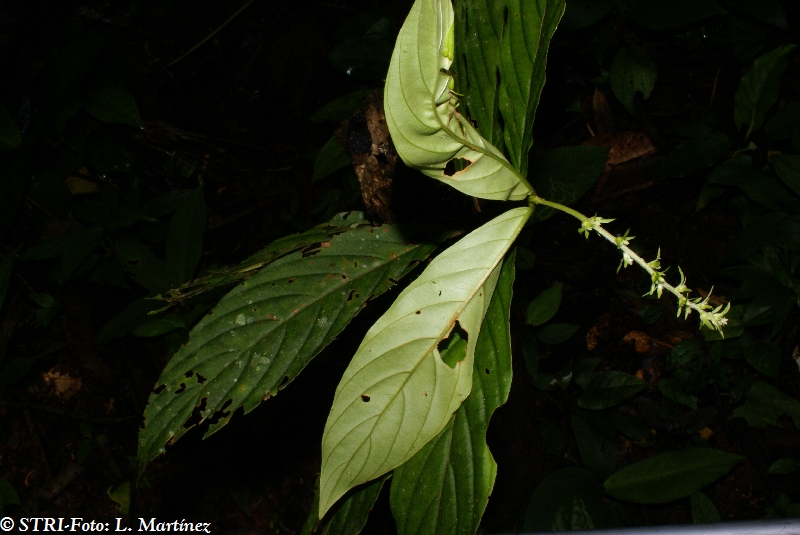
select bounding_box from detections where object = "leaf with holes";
[137,221,438,471]
[384,0,531,200]
[319,207,530,517]
[156,212,372,306]
[390,249,515,535]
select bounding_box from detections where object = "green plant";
[133,0,790,531]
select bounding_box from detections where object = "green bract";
[383,0,531,201]
[319,207,530,517]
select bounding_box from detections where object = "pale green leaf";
[138,222,437,471]
[604,448,744,504]
[610,45,657,115]
[734,45,797,140]
[384,0,531,201]
[319,207,530,517]
[390,250,515,535]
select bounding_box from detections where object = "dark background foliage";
[0,0,799,532]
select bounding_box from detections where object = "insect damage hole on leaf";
[443,158,472,177]
[437,321,469,369]
[361,395,371,402]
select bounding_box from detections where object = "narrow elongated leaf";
[734,45,797,139]
[138,222,438,470]
[390,250,515,535]
[604,448,744,504]
[157,212,371,305]
[319,207,531,517]
[497,0,565,176]
[384,0,531,201]
[165,186,207,287]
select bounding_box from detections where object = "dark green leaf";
[138,221,437,470]
[328,19,394,81]
[84,86,143,128]
[166,186,207,287]
[515,246,536,270]
[604,448,743,504]
[768,458,798,475]
[561,0,614,31]
[56,226,105,285]
[390,252,515,535]
[658,378,698,410]
[86,140,133,174]
[142,190,195,219]
[638,304,664,324]
[611,411,653,443]
[96,298,164,344]
[133,314,185,337]
[531,146,609,222]
[0,358,33,387]
[0,153,29,245]
[497,0,566,176]
[619,0,724,30]
[572,410,617,479]
[765,103,800,141]
[526,283,562,326]
[0,477,19,509]
[157,212,373,305]
[610,46,657,115]
[540,418,566,456]
[691,491,721,523]
[578,371,648,410]
[734,45,797,139]
[743,341,780,378]
[303,475,389,535]
[658,132,732,178]
[537,323,579,344]
[309,90,374,123]
[30,293,57,309]
[733,380,800,429]
[116,241,170,294]
[719,0,788,30]
[313,137,352,183]
[0,103,22,151]
[771,154,800,197]
[522,467,601,532]
[0,250,17,313]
